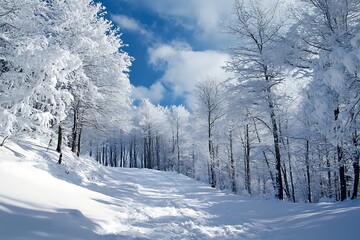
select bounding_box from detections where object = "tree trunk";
[89,140,92,157]
[338,145,347,201]
[326,147,332,198]
[334,108,346,201]
[352,156,359,199]
[56,125,62,153]
[76,126,82,157]
[281,165,291,201]
[156,135,160,170]
[57,153,63,164]
[129,141,133,168]
[176,122,181,173]
[102,144,106,166]
[269,106,283,200]
[305,139,312,203]
[71,107,77,153]
[209,140,216,188]
[143,137,146,169]
[229,130,236,193]
[134,139,137,168]
[352,131,359,199]
[120,141,124,167]
[244,124,251,194]
[286,136,295,202]
[192,149,195,179]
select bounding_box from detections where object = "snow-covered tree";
[0,0,132,168]
[288,0,360,201]
[195,78,226,188]
[225,0,287,199]
[138,99,171,170]
[169,105,190,173]
[0,0,74,145]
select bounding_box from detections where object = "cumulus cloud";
[148,41,232,107]
[131,82,165,104]
[111,0,234,47]
[111,14,152,39]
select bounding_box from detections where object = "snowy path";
[1,139,360,239]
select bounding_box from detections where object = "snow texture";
[0,139,359,239]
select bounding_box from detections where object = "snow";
[1,139,359,239]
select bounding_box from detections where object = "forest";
[1,0,360,203]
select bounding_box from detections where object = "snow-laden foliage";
[0,0,132,148]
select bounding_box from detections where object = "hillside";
[0,139,359,240]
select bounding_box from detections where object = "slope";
[0,138,359,239]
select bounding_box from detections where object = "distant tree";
[169,105,190,173]
[195,78,226,188]
[138,99,170,170]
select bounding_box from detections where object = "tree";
[195,78,226,188]
[44,0,132,155]
[138,99,170,170]
[288,0,360,201]
[225,0,286,199]
[0,0,74,146]
[169,105,190,173]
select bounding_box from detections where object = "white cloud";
[111,14,152,38]
[110,0,234,47]
[148,41,232,107]
[131,82,165,103]
[112,0,298,48]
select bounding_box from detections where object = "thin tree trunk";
[352,156,359,199]
[229,129,236,193]
[244,124,251,194]
[208,110,216,188]
[134,139,137,168]
[89,140,92,157]
[192,149,195,179]
[338,145,347,201]
[102,143,106,166]
[286,136,295,202]
[71,107,77,153]
[129,141,133,168]
[156,135,160,170]
[326,146,332,198]
[120,141,124,167]
[176,122,180,173]
[352,131,359,199]
[281,164,291,200]
[335,107,346,201]
[76,126,82,157]
[305,139,312,203]
[56,125,62,153]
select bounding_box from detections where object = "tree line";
[91,0,360,203]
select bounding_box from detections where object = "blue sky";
[96,0,234,108]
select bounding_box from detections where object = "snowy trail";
[1,139,360,239]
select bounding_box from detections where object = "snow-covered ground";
[0,139,359,240]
